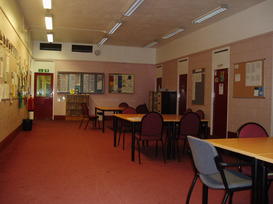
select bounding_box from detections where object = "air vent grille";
[72,45,93,53]
[40,43,62,51]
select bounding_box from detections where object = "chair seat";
[200,169,252,190]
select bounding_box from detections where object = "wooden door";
[179,74,187,115]
[34,73,53,120]
[213,69,228,138]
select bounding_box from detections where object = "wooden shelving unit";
[66,94,89,120]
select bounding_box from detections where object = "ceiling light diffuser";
[98,38,108,47]
[124,0,144,16]
[162,28,184,39]
[45,15,53,30]
[43,0,52,9]
[192,5,228,24]
[108,22,122,35]
[144,41,158,48]
[47,33,54,42]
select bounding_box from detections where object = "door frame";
[34,72,54,120]
[177,57,189,114]
[210,47,230,137]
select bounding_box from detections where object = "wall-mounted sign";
[38,69,49,73]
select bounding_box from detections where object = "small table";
[95,106,124,132]
[207,137,273,204]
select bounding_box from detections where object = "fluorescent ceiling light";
[47,33,54,42]
[144,41,158,48]
[124,0,144,16]
[43,0,52,9]
[98,37,108,47]
[108,22,122,34]
[45,15,53,30]
[162,28,184,39]
[192,5,228,24]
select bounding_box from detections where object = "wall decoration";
[109,73,134,94]
[57,72,104,94]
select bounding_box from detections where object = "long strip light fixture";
[43,0,52,9]
[162,28,184,39]
[124,0,144,16]
[108,22,122,35]
[144,41,158,48]
[98,37,108,47]
[192,4,228,24]
[45,15,53,30]
[47,33,54,42]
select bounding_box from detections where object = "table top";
[95,106,125,111]
[114,114,182,122]
[114,113,208,123]
[207,137,273,161]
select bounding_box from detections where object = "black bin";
[22,119,32,131]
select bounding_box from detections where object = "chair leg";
[117,129,121,146]
[186,172,199,204]
[137,139,141,164]
[84,119,89,129]
[160,139,166,163]
[79,119,84,128]
[202,184,208,204]
[155,140,158,157]
[176,140,181,161]
[222,191,229,204]
[228,192,233,204]
[122,132,125,150]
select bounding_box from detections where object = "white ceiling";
[16,0,265,47]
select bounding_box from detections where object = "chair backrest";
[122,107,137,114]
[140,112,163,137]
[237,122,268,138]
[185,108,192,113]
[196,109,205,119]
[136,104,149,114]
[118,102,129,108]
[187,136,219,175]
[81,103,89,116]
[179,112,200,138]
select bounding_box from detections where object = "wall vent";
[72,44,93,53]
[40,43,62,51]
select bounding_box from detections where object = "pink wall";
[159,32,273,135]
[53,60,156,116]
[228,33,273,133]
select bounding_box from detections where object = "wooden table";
[207,137,273,204]
[95,106,124,132]
[113,114,209,162]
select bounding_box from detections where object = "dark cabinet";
[149,91,177,114]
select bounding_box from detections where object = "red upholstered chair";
[237,122,272,201]
[195,109,205,119]
[118,107,137,150]
[176,112,200,160]
[118,102,129,108]
[136,104,149,114]
[79,103,99,129]
[136,112,165,164]
[237,122,268,138]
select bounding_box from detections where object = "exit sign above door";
[38,69,50,73]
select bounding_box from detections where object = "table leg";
[102,110,105,132]
[113,116,117,147]
[131,122,135,162]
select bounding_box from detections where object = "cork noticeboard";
[233,59,264,98]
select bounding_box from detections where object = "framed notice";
[233,59,264,98]
[109,73,134,94]
[57,72,104,94]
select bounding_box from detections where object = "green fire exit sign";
[38,69,50,73]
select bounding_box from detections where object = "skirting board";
[0,124,22,152]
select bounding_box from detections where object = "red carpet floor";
[0,120,271,204]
